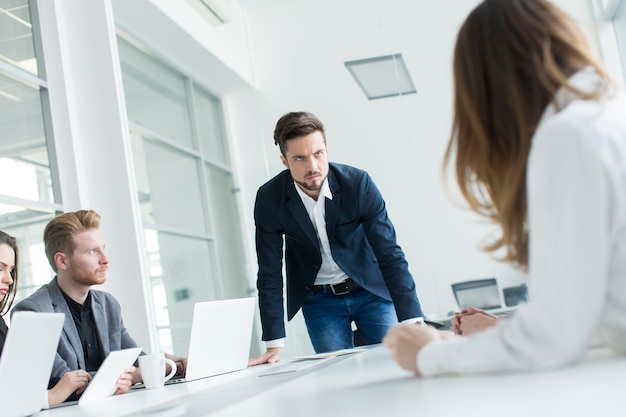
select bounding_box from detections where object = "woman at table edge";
[384,0,626,376]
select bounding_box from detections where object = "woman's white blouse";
[419,68,626,376]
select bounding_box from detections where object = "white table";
[36,345,626,417]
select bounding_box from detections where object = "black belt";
[313,279,360,295]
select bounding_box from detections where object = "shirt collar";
[539,66,607,124]
[294,175,333,202]
[61,289,92,312]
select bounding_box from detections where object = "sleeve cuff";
[264,338,285,348]
[401,317,425,325]
[417,336,468,377]
[417,339,444,377]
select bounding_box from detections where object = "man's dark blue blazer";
[254,162,424,341]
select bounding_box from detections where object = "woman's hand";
[451,306,499,336]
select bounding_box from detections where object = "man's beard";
[67,264,107,286]
[294,171,325,192]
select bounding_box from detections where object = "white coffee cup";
[138,353,177,389]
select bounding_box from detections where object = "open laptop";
[1,312,64,417]
[165,297,256,384]
[451,278,502,311]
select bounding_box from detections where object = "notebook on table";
[1,312,64,417]
[257,347,368,376]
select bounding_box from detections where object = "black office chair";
[451,278,502,311]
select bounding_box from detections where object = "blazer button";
[305,286,311,291]
[314,265,320,270]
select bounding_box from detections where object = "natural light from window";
[0,158,38,215]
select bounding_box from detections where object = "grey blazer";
[12,277,139,380]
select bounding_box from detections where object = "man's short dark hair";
[273,111,326,156]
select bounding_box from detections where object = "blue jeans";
[301,287,398,353]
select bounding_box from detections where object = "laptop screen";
[185,297,256,381]
[452,279,501,311]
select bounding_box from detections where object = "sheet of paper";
[258,347,368,377]
[296,347,368,360]
[257,358,331,376]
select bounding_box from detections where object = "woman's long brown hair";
[444,0,611,269]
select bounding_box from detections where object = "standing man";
[13,209,185,395]
[249,111,424,365]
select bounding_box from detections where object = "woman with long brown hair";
[384,0,626,376]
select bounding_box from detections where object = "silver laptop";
[1,312,64,417]
[452,278,502,311]
[182,297,256,382]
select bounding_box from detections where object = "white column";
[35,0,156,352]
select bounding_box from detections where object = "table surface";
[35,344,626,417]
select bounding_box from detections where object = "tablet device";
[78,347,142,405]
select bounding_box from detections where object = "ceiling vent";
[345,53,417,100]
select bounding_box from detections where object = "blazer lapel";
[49,280,86,369]
[325,169,340,246]
[285,179,320,251]
[90,293,110,357]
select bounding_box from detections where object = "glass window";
[205,167,247,297]
[4,212,55,301]
[119,37,249,354]
[143,229,218,355]
[195,88,229,165]
[119,38,194,149]
[0,1,58,311]
[130,133,208,232]
[0,73,53,204]
[0,0,38,75]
